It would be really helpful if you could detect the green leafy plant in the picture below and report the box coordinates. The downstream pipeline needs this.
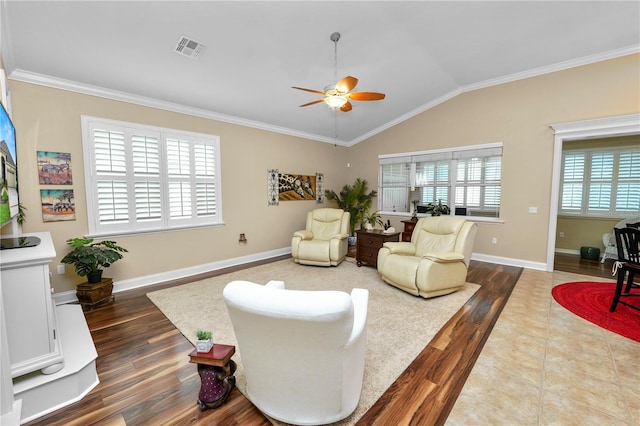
[61,237,128,278]
[17,202,27,226]
[363,210,384,229]
[196,330,212,340]
[425,200,450,216]
[325,178,377,236]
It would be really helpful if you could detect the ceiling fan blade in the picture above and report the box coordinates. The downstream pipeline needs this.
[292,86,325,95]
[340,101,353,112]
[348,92,386,101]
[335,76,358,93]
[299,99,325,107]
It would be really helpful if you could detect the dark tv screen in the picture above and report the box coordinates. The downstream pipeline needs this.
[0,102,18,227]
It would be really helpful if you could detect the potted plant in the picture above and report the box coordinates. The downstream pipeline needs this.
[17,202,27,227]
[325,178,377,242]
[196,329,213,353]
[425,200,451,216]
[363,210,384,231]
[61,237,128,283]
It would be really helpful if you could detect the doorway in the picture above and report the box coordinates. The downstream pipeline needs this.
[547,113,640,272]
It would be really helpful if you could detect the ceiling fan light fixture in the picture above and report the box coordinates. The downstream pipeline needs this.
[325,94,348,109]
[292,31,385,112]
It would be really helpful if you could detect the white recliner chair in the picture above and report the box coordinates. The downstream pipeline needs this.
[377,216,477,298]
[291,208,350,266]
[223,280,369,426]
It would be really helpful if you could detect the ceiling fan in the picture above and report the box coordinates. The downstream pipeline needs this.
[292,32,385,112]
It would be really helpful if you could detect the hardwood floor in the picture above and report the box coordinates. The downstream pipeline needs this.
[28,254,607,426]
[554,252,617,280]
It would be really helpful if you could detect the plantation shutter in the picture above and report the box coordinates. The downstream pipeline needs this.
[83,116,222,236]
[616,150,640,212]
[560,147,640,216]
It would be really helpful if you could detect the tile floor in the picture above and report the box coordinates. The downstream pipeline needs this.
[446,269,639,425]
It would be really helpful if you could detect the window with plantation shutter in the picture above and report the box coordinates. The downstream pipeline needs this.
[378,143,502,218]
[560,147,640,216]
[82,116,222,236]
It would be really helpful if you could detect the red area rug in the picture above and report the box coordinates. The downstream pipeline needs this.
[552,281,640,342]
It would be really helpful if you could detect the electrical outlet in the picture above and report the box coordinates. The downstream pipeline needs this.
[559,232,565,238]
[57,264,65,274]
[491,237,497,244]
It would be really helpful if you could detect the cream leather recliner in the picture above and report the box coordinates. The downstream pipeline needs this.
[223,280,369,426]
[377,216,477,298]
[291,208,350,266]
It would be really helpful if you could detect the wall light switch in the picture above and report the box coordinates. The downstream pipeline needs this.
[528,206,538,214]
[57,264,65,274]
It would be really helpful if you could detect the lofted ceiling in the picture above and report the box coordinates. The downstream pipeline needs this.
[1,1,639,145]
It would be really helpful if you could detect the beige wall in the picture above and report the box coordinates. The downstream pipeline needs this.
[3,53,639,293]
[5,82,348,293]
[556,216,621,252]
[347,54,639,263]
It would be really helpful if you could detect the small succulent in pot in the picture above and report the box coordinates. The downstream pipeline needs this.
[196,329,213,353]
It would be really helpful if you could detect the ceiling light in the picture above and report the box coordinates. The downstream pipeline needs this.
[323,84,348,109]
[325,94,348,109]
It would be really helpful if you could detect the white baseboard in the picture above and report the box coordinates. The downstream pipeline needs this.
[471,253,548,271]
[54,247,291,305]
[54,247,552,305]
[554,248,581,255]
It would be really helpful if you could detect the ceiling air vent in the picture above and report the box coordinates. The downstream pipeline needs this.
[175,36,204,59]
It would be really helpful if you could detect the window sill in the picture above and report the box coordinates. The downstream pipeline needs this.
[379,211,504,224]
[86,222,226,239]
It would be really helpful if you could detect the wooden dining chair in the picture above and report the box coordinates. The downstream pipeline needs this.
[611,227,640,312]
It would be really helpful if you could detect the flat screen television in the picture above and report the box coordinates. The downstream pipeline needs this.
[0,102,19,228]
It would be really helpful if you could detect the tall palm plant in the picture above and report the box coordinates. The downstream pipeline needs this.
[325,178,377,236]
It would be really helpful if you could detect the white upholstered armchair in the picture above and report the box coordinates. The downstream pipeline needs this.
[601,216,640,263]
[291,208,350,266]
[377,216,477,298]
[223,280,369,425]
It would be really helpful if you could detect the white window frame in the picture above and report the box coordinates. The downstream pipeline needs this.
[559,146,640,217]
[81,116,223,237]
[378,143,503,218]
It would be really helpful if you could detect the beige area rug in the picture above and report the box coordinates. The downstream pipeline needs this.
[147,258,479,425]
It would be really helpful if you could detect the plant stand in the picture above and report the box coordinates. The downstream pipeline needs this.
[76,278,114,311]
[189,344,236,410]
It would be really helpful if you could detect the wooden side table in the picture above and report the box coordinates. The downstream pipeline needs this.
[355,230,400,267]
[189,344,237,410]
[401,219,418,242]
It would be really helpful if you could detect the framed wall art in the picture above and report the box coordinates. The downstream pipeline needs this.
[37,151,73,185]
[41,189,75,222]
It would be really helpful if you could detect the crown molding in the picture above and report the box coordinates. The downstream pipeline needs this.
[8,69,350,147]
[9,44,638,148]
[347,45,640,147]
[462,45,640,94]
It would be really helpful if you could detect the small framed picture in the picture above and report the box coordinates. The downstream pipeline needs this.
[41,189,75,222]
[37,151,73,185]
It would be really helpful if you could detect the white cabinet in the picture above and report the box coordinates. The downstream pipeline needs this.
[0,232,63,377]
